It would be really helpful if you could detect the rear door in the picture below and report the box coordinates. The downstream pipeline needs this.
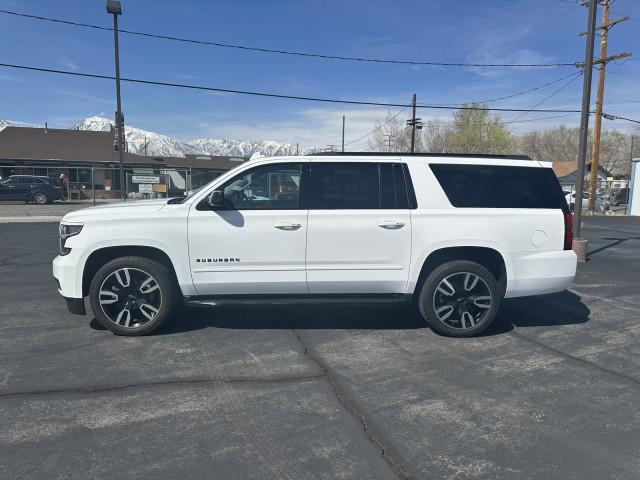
[305,161,412,294]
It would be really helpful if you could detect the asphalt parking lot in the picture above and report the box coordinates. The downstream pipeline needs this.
[1,216,639,480]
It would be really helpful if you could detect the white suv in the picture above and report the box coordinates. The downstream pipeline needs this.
[53,153,577,337]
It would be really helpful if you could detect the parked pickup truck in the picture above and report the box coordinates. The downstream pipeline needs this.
[53,153,577,337]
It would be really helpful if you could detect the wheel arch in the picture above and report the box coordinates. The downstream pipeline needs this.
[82,245,179,297]
[412,246,508,297]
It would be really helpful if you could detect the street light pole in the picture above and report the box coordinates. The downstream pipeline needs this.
[573,0,598,262]
[107,0,126,201]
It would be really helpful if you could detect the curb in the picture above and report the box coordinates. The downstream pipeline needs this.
[0,216,62,223]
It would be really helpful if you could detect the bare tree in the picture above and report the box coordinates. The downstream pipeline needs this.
[368,112,424,152]
[423,120,452,152]
[518,125,631,177]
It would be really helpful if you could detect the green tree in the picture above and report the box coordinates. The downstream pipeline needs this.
[447,103,515,154]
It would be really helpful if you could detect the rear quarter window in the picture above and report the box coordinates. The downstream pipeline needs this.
[430,164,567,210]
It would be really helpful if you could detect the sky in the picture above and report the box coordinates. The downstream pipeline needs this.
[0,0,638,149]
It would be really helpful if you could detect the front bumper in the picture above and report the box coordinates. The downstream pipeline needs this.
[53,248,86,314]
[63,295,86,315]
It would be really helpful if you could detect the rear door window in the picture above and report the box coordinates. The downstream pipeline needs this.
[380,163,411,209]
[430,164,567,209]
[307,162,415,210]
[307,162,379,209]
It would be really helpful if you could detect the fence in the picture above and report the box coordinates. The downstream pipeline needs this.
[559,177,629,213]
[0,164,225,204]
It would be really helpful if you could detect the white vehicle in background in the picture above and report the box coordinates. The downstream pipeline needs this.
[53,153,577,338]
[564,190,610,212]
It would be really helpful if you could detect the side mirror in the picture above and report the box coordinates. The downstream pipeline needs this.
[208,190,225,209]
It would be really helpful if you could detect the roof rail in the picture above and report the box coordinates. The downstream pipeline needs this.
[306,151,531,160]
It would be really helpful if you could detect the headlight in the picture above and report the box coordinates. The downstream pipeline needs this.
[59,223,83,239]
[59,222,83,255]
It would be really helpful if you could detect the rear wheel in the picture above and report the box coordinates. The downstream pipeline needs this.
[32,192,49,204]
[418,260,502,337]
[89,256,176,335]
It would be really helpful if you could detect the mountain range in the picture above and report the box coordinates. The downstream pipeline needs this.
[0,116,298,158]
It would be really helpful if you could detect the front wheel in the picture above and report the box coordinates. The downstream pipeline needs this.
[417,260,502,337]
[89,256,177,335]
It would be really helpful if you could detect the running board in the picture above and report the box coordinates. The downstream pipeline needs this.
[185,294,412,308]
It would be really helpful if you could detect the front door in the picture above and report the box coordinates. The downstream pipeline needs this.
[0,177,27,200]
[188,161,309,295]
[305,161,412,294]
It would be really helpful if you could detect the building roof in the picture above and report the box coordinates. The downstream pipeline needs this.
[183,154,247,170]
[552,161,580,178]
[552,160,612,179]
[0,126,125,163]
[0,126,245,171]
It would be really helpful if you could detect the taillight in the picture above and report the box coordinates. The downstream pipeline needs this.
[563,210,573,250]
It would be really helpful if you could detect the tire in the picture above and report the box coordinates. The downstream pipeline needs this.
[417,260,502,337]
[32,192,49,204]
[89,256,177,336]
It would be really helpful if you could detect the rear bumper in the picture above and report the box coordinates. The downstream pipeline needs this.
[505,250,577,298]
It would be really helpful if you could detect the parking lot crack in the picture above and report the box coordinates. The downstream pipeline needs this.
[0,372,328,399]
[512,331,640,388]
[292,329,415,480]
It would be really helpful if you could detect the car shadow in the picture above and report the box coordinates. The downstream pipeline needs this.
[488,290,590,335]
[91,289,590,336]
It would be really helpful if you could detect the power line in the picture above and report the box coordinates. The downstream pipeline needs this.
[506,71,583,123]
[344,108,407,147]
[0,9,579,68]
[412,71,582,108]
[505,113,579,124]
[430,71,584,106]
[602,113,640,124]
[0,62,585,113]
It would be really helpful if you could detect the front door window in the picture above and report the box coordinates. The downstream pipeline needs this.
[222,164,301,210]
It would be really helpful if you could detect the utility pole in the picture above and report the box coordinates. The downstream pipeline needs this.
[106,0,126,201]
[383,134,393,152]
[341,115,346,152]
[406,93,423,153]
[572,0,598,262]
[296,142,299,156]
[326,144,338,152]
[631,136,638,181]
[587,1,630,212]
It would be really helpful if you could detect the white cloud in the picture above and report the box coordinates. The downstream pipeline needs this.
[184,107,408,149]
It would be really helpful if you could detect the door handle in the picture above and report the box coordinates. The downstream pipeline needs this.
[378,221,405,229]
[275,222,302,230]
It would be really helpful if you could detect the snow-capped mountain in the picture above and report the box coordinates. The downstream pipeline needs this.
[73,116,199,157]
[73,116,296,157]
[188,138,296,157]
[0,119,9,132]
